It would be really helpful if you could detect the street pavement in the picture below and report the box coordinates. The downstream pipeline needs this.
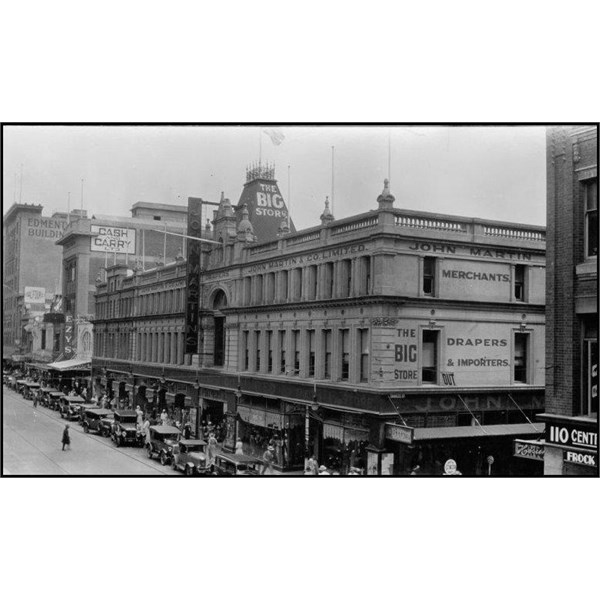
[2,385,180,475]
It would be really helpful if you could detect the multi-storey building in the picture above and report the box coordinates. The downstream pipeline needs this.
[538,125,598,475]
[94,167,546,475]
[2,203,72,361]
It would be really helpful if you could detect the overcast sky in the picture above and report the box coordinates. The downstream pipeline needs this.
[3,125,547,230]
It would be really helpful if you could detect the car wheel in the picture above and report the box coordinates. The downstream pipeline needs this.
[185,465,193,476]
[147,447,153,459]
[160,453,167,466]
[102,429,109,438]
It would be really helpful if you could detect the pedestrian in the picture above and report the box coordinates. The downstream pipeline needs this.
[143,418,151,448]
[207,432,218,467]
[307,455,319,476]
[135,405,143,426]
[160,409,168,426]
[318,465,330,476]
[183,421,192,440]
[235,438,244,455]
[261,445,275,475]
[62,425,71,451]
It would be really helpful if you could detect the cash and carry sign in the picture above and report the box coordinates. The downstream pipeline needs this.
[90,225,136,254]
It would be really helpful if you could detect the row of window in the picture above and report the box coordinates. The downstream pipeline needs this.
[94,329,186,365]
[239,257,371,306]
[96,288,186,319]
[241,328,370,383]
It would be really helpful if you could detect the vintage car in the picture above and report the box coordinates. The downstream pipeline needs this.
[59,396,87,420]
[46,391,67,411]
[147,425,181,465]
[213,452,262,476]
[75,402,97,420]
[171,439,208,475]
[38,387,59,407]
[111,409,142,447]
[81,408,114,435]
[21,381,41,399]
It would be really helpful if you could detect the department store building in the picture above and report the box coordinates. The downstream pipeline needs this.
[93,166,547,475]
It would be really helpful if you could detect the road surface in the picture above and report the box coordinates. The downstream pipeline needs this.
[2,385,180,475]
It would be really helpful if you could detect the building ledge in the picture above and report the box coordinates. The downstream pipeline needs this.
[576,258,597,276]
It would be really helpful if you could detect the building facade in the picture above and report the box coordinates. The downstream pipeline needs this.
[93,168,546,475]
[538,125,598,476]
[2,203,71,361]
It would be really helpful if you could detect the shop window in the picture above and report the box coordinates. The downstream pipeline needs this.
[340,329,350,381]
[514,332,529,383]
[423,257,435,295]
[583,317,598,417]
[359,328,369,382]
[255,331,261,371]
[584,178,598,258]
[308,330,315,377]
[292,330,300,375]
[422,329,439,383]
[323,329,332,379]
[267,330,273,373]
[279,330,286,374]
[514,264,526,301]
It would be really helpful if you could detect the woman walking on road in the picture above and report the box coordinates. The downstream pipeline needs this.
[62,425,71,451]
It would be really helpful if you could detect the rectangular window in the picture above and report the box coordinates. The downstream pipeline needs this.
[514,332,529,383]
[243,331,249,370]
[281,271,288,302]
[293,330,300,375]
[266,273,275,303]
[255,331,261,371]
[293,268,303,301]
[514,264,526,301]
[423,257,435,295]
[422,330,439,383]
[41,329,46,350]
[243,277,252,305]
[324,330,332,379]
[279,330,286,374]
[255,275,263,304]
[340,329,350,381]
[324,262,334,298]
[267,330,273,373]
[584,178,598,257]
[308,330,315,377]
[359,328,369,382]
[341,259,352,297]
[583,317,598,417]
[308,266,318,300]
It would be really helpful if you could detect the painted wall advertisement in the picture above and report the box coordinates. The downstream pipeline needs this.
[90,225,136,254]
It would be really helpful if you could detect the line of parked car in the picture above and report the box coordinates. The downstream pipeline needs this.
[11,380,264,476]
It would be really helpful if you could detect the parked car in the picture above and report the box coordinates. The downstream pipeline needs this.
[47,391,66,411]
[147,425,181,465]
[171,439,208,475]
[39,387,59,407]
[81,408,114,435]
[213,452,262,476]
[75,402,97,421]
[59,397,87,420]
[111,410,142,447]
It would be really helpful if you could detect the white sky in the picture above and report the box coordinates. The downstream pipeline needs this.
[3,125,547,231]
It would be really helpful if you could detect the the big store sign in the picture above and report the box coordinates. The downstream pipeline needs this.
[547,423,598,451]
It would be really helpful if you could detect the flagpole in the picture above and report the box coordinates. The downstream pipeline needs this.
[80,178,84,212]
[331,146,335,218]
[287,165,291,230]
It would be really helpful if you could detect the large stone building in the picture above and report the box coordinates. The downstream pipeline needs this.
[538,125,598,475]
[93,165,546,475]
[2,203,72,361]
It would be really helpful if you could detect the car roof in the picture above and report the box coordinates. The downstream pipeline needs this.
[114,410,137,417]
[63,397,86,403]
[216,452,262,465]
[85,408,113,416]
[150,425,181,435]
[179,439,205,446]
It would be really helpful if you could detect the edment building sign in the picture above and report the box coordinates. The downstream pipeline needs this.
[26,217,68,239]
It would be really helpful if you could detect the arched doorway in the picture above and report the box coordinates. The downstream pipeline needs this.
[212,289,228,367]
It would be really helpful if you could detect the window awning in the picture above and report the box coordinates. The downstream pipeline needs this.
[414,422,544,441]
[45,358,92,371]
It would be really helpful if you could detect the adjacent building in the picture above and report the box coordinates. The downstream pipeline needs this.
[538,125,598,475]
[93,165,546,475]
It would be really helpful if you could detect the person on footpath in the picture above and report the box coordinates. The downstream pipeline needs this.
[160,409,168,426]
[262,445,275,475]
[143,417,151,448]
[306,455,319,476]
[62,425,71,451]
[206,432,218,469]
